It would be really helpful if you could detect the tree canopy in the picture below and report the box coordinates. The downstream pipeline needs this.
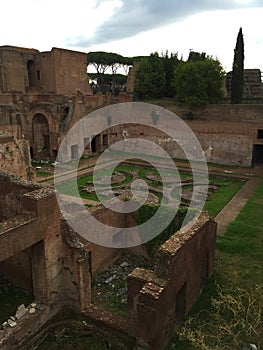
[230,28,244,104]
[87,51,134,93]
[172,54,225,107]
[162,51,180,97]
[134,53,166,99]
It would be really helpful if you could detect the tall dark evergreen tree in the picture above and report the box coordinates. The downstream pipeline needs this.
[230,28,244,104]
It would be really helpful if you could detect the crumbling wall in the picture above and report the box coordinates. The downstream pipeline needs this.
[0,171,69,349]
[0,135,35,180]
[107,113,263,166]
[127,212,217,350]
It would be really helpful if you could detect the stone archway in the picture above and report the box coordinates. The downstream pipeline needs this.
[32,114,50,159]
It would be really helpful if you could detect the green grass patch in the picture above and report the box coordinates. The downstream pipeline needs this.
[169,181,263,349]
[204,177,245,217]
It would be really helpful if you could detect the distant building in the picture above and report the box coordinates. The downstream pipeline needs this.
[226,69,262,98]
[0,46,92,95]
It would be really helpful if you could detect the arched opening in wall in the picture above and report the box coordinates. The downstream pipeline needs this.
[252,145,263,167]
[27,60,36,88]
[32,114,50,159]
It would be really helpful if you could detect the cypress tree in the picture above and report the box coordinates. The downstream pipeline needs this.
[231,28,244,104]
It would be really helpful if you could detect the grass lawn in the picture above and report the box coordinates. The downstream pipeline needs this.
[167,180,263,349]
[204,176,246,217]
[56,163,244,210]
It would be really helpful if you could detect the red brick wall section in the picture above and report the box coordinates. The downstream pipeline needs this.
[127,212,217,350]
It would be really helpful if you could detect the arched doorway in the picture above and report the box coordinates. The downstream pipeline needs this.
[32,114,50,159]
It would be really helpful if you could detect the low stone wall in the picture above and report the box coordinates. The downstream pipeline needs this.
[0,303,61,350]
[163,103,263,123]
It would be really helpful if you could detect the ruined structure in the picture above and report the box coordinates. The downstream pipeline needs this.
[127,213,216,349]
[0,46,132,180]
[0,170,216,349]
[1,45,262,179]
[226,69,263,99]
[0,44,261,349]
[126,61,140,94]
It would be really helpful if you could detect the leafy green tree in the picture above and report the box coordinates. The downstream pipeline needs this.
[87,51,133,94]
[172,56,225,107]
[121,56,134,75]
[162,51,180,97]
[230,28,244,104]
[134,53,166,99]
[188,50,207,62]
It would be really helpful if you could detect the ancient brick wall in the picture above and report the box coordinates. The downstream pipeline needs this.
[0,135,35,180]
[0,46,40,93]
[106,104,263,166]
[226,69,262,98]
[0,46,92,96]
[48,48,92,95]
[39,51,56,93]
[127,213,217,350]
[165,103,263,123]
[0,172,62,302]
[126,61,140,94]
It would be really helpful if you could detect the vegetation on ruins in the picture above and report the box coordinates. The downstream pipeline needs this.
[172,53,225,108]
[230,28,245,104]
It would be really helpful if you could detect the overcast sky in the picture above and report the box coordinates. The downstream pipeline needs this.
[1,0,263,73]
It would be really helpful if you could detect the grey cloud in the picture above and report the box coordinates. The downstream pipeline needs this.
[67,0,263,47]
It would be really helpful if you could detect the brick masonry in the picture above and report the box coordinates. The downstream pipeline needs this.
[0,169,217,349]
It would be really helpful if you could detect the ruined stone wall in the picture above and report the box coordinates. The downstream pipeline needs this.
[106,105,263,166]
[0,135,35,180]
[0,46,40,93]
[127,213,217,350]
[50,48,92,95]
[0,171,63,302]
[0,49,26,93]
[0,94,107,162]
[0,46,92,95]
[126,61,140,94]
[0,304,61,350]
[39,51,55,93]
[226,69,262,98]
[61,204,122,275]
[165,103,263,123]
